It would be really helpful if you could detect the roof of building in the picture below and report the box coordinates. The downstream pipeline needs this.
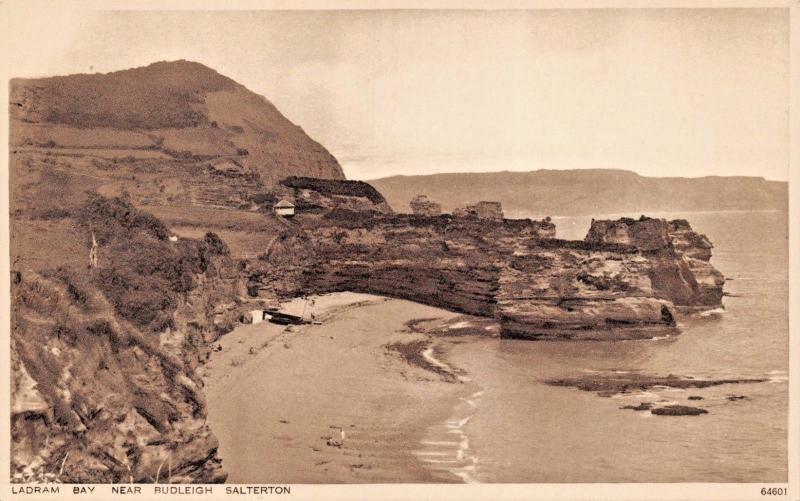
[274,199,296,208]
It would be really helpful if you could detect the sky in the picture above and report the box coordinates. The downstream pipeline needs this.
[6,7,790,181]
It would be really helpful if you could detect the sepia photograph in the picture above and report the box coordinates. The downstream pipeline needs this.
[2,1,797,499]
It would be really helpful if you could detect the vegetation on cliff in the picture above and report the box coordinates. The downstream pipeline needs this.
[11,196,242,483]
[77,196,231,331]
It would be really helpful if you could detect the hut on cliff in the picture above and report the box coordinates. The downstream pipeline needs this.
[273,199,295,217]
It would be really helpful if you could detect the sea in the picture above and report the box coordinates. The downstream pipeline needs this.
[418,210,789,483]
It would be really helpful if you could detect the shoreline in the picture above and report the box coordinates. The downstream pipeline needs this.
[202,293,470,483]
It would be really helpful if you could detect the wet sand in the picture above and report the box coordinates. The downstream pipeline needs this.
[203,293,468,483]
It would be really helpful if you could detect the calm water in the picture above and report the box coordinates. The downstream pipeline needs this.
[444,211,789,482]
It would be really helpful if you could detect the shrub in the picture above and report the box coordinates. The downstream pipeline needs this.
[75,194,232,331]
[202,232,230,256]
[77,194,168,244]
[249,192,277,205]
[33,208,72,220]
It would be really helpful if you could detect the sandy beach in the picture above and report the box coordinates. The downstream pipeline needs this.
[202,293,472,483]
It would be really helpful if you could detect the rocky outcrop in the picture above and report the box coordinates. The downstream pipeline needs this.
[585,216,725,309]
[410,195,442,216]
[498,216,726,339]
[496,244,678,340]
[251,211,721,340]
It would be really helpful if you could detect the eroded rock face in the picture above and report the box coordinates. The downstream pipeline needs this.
[585,216,725,309]
[496,239,678,340]
[11,271,237,483]
[10,199,247,483]
[252,211,722,340]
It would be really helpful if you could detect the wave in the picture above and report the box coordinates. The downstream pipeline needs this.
[699,307,726,317]
[414,387,484,483]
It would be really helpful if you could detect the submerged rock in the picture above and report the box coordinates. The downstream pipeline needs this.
[727,395,750,401]
[651,405,708,416]
[546,373,767,396]
[620,402,653,411]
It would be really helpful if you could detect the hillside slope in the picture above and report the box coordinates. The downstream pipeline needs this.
[369,169,788,216]
[10,60,344,185]
[11,197,248,483]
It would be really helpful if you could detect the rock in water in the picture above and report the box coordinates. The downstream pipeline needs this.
[545,373,767,395]
[585,216,725,309]
[651,405,708,416]
[620,402,654,411]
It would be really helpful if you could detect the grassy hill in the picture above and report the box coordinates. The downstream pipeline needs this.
[369,169,788,216]
[10,61,351,263]
[11,60,344,185]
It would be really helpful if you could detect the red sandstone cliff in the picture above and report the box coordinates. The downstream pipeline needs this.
[11,198,248,483]
[248,211,723,341]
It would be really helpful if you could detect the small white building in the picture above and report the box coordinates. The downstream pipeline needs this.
[274,200,296,217]
[249,310,273,324]
[250,310,265,324]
